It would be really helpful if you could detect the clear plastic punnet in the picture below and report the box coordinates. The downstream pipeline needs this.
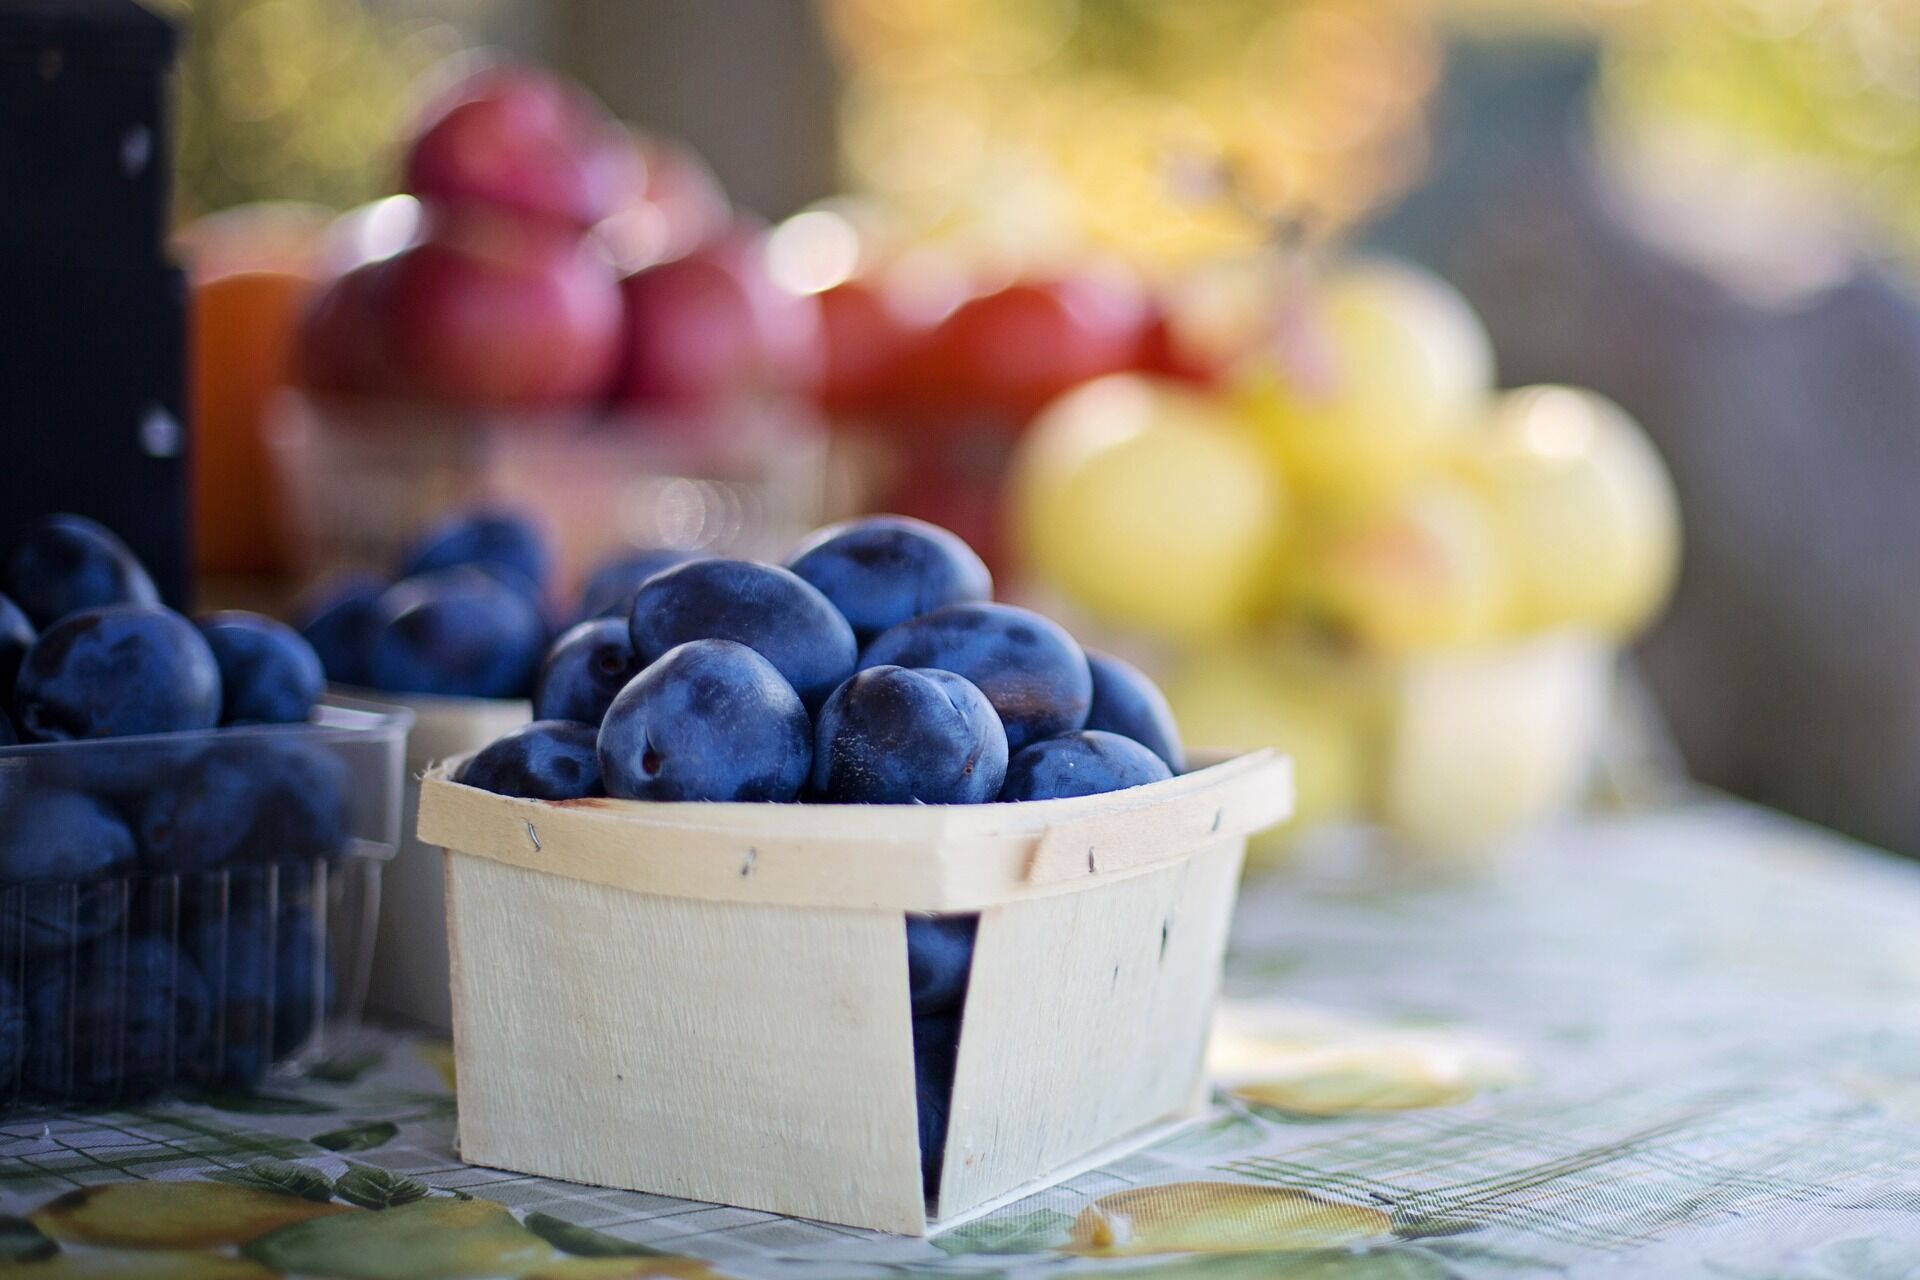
[0,698,410,1112]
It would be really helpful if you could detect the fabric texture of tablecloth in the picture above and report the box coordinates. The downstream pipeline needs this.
[5,800,1920,1278]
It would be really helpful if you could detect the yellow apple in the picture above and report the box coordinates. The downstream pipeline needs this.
[1466,385,1681,636]
[1235,256,1495,510]
[1010,374,1285,641]
[1162,641,1379,845]
[1289,478,1508,654]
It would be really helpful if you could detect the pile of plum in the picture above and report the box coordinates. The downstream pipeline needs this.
[438,511,1187,1195]
[0,516,350,1103]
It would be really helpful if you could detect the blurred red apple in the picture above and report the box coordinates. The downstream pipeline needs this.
[597,133,734,273]
[300,207,622,412]
[917,271,1153,424]
[615,226,823,412]
[383,210,623,410]
[404,64,642,230]
[298,257,395,397]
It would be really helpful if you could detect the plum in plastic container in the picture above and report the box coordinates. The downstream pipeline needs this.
[0,697,410,1112]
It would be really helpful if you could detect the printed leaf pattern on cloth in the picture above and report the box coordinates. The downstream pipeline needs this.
[1065,1182,1392,1256]
[311,1121,400,1153]
[932,1209,1077,1256]
[331,1165,431,1211]
[5,806,1920,1277]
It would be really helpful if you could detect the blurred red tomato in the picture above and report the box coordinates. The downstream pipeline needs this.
[405,63,642,230]
[615,226,823,414]
[915,273,1152,425]
[814,277,932,418]
[1133,300,1221,385]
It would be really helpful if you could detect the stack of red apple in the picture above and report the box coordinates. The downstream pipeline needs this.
[807,250,1210,569]
[297,62,823,429]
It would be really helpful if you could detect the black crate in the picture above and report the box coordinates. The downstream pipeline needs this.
[0,0,176,271]
[0,264,189,606]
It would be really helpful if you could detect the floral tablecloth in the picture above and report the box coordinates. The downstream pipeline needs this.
[7,799,1920,1279]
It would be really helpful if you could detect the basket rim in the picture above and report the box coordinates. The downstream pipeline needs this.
[416,748,1293,911]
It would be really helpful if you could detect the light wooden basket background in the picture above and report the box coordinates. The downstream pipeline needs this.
[417,749,1292,1235]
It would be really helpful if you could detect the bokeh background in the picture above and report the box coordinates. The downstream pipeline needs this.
[163,0,1920,863]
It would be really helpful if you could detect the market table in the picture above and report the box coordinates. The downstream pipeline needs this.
[6,799,1920,1279]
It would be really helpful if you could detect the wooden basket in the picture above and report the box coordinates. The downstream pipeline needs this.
[416,749,1292,1235]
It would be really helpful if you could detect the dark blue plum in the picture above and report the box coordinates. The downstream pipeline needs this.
[0,591,33,697]
[13,605,222,741]
[397,508,550,595]
[4,513,159,628]
[811,667,1007,804]
[9,733,204,807]
[244,737,353,861]
[1085,651,1185,773]
[533,619,642,726]
[458,720,604,800]
[22,936,211,1103]
[291,572,386,688]
[0,789,137,952]
[183,879,331,1083]
[913,1011,960,1195]
[0,787,137,884]
[140,736,352,873]
[628,559,857,713]
[369,568,547,699]
[598,639,810,802]
[859,603,1092,754]
[999,730,1173,802]
[577,548,697,621]
[785,516,992,644]
[138,744,263,873]
[198,611,325,726]
[906,915,976,1017]
[269,901,331,1057]
[0,975,23,1086]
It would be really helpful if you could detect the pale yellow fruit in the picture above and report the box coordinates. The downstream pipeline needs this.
[1066,1181,1391,1255]
[1291,479,1508,654]
[1379,628,1614,863]
[1211,1002,1527,1116]
[1467,385,1681,636]
[5,1251,278,1280]
[529,1258,726,1280]
[30,1181,351,1249]
[245,1197,562,1280]
[1163,642,1377,840]
[1236,257,1494,509]
[1011,374,1284,641]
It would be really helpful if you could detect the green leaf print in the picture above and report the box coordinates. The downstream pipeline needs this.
[311,1121,399,1153]
[931,1208,1076,1256]
[332,1164,431,1210]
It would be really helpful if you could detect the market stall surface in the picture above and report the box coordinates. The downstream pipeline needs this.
[6,800,1919,1279]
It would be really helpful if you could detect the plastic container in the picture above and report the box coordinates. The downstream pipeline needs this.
[0,699,410,1111]
[416,749,1293,1235]
[358,689,530,1032]
[266,391,835,596]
